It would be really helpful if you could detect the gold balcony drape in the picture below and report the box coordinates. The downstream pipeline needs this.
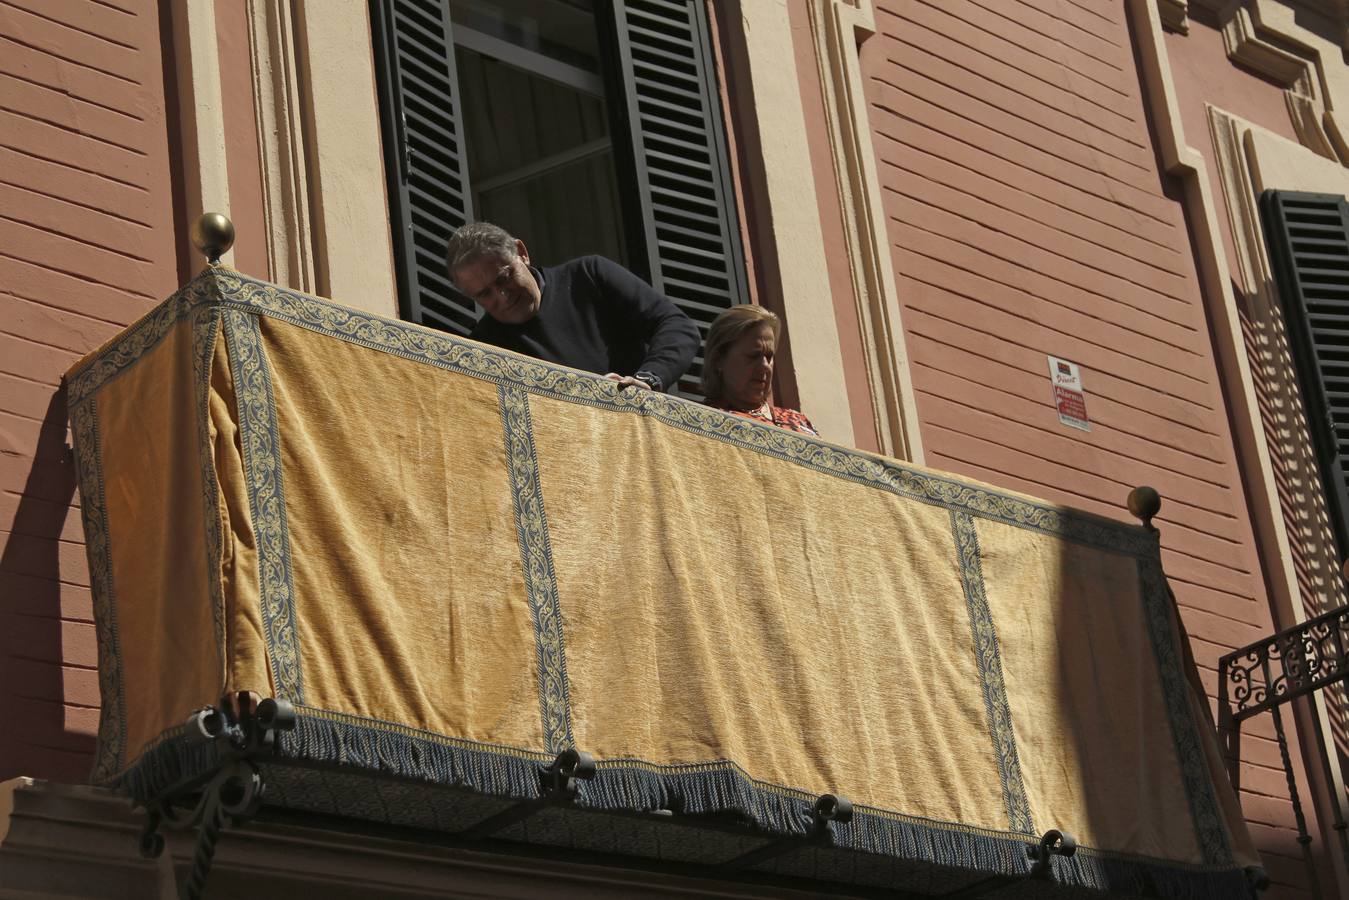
[65,269,1258,896]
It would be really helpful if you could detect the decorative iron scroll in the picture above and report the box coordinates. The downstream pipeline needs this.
[1219,602,1349,722]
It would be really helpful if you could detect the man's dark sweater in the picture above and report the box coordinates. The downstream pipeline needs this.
[468,256,699,392]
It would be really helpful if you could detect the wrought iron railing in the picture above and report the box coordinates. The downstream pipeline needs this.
[1219,592,1349,897]
[1222,603,1349,721]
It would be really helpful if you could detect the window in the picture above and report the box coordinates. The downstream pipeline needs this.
[452,0,627,269]
[370,0,749,395]
[1260,189,1349,556]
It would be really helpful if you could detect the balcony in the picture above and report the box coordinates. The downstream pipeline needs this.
[33,252,1264,899]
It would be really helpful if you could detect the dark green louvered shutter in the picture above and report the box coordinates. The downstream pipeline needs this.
[371,0,477,335]
[601,0,749,395]
[1261,190,1349,556]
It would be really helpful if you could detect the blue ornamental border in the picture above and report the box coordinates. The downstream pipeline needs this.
[499,383,575,754]
[221,308,303,704]
[192,307,228,685]
[69,398,126,782]
[952,509,1034,836]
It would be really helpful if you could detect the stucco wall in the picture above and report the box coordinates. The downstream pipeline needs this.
[0,0,180,783]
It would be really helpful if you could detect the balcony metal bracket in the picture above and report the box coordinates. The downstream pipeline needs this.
[1026,828,1077,879]
[135,692,296,900]
[456,748,597,840]
[718,793,853,872]
[937,828,1077,898]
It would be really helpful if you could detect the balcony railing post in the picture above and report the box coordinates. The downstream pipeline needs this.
[1272,700,1321,898]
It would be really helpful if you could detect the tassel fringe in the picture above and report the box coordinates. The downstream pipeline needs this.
[106,712,1253,899]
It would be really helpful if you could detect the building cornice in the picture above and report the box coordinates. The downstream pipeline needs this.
[0,778,848,899]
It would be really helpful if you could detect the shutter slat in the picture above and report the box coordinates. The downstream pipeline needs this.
[1288,223,1346,235]
[626,7,694,35]
[392,5,449,48]
[402,118,463,165]
[372,0,476,335]
[1291,267,1349,279]
[1262,188,1349,559]
[631,63,702,93]
[664,264,731,290]
[636,94,710,129]
[650,200,722,227]
[643,149,719,183]
[631,72,703,102]
[396,49,455,95]
[625,23,697,58]
[398,64,457,110]
[655,238,727,267]
[1292,252,1349,262]
[655,221,728,255]
[651,293,736,319]
[408,181,465,222]
[405,148,467,192]
[606,0,748,399]
[627,0,693,25]
[629,41,700,76]
[639,129,714,160]
[1290,238,1349,249]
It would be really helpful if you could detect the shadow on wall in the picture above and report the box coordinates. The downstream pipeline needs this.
[1238,270,1349,763]
[0,385,97,783]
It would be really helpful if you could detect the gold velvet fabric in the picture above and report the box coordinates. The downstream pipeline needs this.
[65,269,1258,889]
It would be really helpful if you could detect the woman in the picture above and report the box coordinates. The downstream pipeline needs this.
[702,305,818,436]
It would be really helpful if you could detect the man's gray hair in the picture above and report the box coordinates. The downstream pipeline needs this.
[446,222,518,281]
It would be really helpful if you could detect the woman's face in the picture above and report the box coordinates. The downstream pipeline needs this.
[719,321,776,409]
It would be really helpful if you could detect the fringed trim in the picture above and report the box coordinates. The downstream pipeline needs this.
[574,764,1253,898]
[1056,851,1255,900]
[107,727,224,806]
[573,762,815,833]
[282,711,549,801]
[109,712,1254,899]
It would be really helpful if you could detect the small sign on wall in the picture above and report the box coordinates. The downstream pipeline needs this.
[1048,356,1090,432]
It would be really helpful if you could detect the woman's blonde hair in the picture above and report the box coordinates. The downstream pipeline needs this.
[701,305,780,401]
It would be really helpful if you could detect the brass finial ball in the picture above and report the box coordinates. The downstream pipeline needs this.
[1127,486,1162,528]
[191,212,234,264]
[1341,557,1349,582]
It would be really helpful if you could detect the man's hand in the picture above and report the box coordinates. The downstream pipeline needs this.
[605,373,652,391]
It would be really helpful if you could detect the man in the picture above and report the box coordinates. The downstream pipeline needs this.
[447,222,699,393]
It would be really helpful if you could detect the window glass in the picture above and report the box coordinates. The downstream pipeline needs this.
[450,0,626,267]
[449,0,599,73]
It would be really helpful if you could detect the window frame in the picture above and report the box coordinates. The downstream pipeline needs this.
[369,0,749,397]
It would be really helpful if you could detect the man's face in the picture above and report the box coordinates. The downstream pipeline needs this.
[453,239,542,325]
